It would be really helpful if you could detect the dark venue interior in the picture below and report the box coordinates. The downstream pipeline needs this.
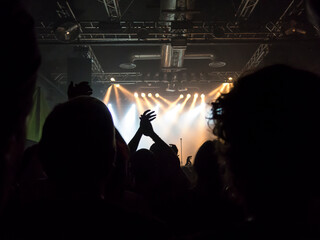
[1,0,320,239]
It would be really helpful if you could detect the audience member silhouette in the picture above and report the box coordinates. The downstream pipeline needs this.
[169,144,179,157]
[2,1,320,239]
[5,96,170,240]
[180,140,242,239]
[185,155,192,166]
[211,64,320,239]
[128,109,191,236]
[0,0,41,216]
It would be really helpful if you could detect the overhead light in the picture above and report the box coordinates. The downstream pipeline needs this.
[110,77,116,82]
[187,94,191,98]
[209,61,226,68]
[134,92,138,98]
[148,93,152,97]
[180,94,184,99]
[228,77,233,81]
[178,86,188,91]
[155,93,160,98]
[201,94,205,99]
[141,93,146,97]
[119,63,137,70]
[166,83,176,92]
[54,21,80,42]
[284,19,307,36]
[115,84,120,87]
[194,93,199,98]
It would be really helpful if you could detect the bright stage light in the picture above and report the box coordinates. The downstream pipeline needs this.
[110,77,116,82]
[180,94,184,99]
[107,103,118,127]
[187,94,191,98]
[134,92,138,98]
[115,84,120,87]
[154,104,160,114]
[103,85,113,104]
[119,104,137,143]
[155,93,160,98]
[194,93,198,98]
[141,93,146,98]
[201,94,205,99]
[148,93,152,97]
[228,77,233,81]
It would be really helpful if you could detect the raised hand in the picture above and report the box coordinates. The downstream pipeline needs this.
[140,109,156,122]
[139,110,156,136]
[67,81,93,100]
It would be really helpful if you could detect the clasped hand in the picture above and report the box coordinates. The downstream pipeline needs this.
[139,110,156,136]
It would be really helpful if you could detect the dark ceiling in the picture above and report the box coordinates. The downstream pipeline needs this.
[29,0,320,100]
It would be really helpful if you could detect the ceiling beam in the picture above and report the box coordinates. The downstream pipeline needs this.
[101,0,121,19]
[235,0,260,21]
[241,0,306,74]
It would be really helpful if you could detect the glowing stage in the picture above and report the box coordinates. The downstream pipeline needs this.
[103,83,232,165]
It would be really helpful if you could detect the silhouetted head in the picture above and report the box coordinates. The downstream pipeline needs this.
[212,64,320,221]
[193,140,223,192]
[169,144,178,156]
[39,97,116,193]
[130,149,159,193]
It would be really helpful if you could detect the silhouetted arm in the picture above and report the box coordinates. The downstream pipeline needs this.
[128,110,156,154]
[128,128,143,154]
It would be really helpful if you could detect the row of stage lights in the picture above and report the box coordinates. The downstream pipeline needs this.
[134,92,206,99]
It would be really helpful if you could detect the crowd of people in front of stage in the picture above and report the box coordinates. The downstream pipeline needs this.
[1,0,320,239]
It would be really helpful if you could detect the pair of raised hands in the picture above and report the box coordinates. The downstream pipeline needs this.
[139,110,156,137]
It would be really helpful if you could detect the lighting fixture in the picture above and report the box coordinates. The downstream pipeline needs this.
[54,21,80,42]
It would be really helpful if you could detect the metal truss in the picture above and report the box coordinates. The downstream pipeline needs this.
[62,1,105,74]
[56,1,70,19]
[208,71,241,81]
[241,43,270,73]
[235,0,260,20]
[265,0,304,37]
[51,71,239,84]
[36,20,283,44]
[241,0,304,74]
[52,72,143,83]
[100,0,121,19]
